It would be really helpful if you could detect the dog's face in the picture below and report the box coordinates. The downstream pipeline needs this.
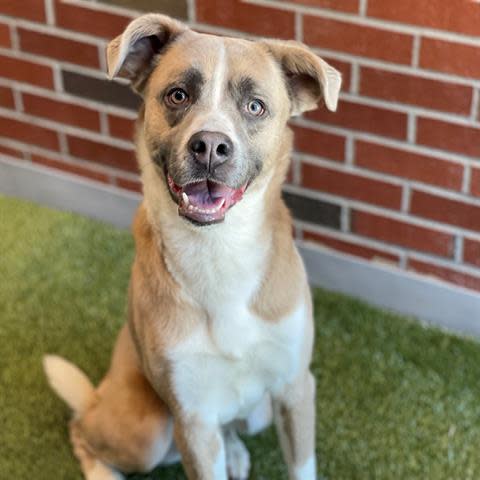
[107,14,341,226]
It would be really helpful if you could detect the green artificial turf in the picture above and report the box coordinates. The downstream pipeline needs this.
[2,194,480,480]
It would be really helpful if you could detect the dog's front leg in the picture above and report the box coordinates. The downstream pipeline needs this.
[273,370,317,480]
[174,413,227,480]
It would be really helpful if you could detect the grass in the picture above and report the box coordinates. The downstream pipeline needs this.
[2,194,480,480]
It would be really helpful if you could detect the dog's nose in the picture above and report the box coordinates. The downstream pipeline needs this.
[188,131,233,170]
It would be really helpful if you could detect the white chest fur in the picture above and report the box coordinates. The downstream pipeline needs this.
[146,171,306,424]
[169,301,306,425]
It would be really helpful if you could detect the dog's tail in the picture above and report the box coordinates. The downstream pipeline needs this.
[43,354,95,415]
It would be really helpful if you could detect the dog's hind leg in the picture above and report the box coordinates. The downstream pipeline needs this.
[44,326,175,478]
[70,421,124,480]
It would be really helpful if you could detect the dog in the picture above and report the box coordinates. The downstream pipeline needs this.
[43,13,341,480]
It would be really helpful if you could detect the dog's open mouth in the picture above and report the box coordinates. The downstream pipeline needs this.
[167,174,247,225]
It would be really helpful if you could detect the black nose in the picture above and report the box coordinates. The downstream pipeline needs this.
[188,131,233,171]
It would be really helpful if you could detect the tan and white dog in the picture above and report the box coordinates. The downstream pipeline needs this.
[44,13,341,480]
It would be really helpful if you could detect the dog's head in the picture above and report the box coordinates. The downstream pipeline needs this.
[107,14,341,226]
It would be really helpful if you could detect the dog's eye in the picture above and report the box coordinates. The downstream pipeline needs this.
[166,88,189,107]
[246,99,265,117]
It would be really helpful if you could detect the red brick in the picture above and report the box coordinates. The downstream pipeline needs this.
[23,94,101,132]
[302,163,402,209]
[307,100,407,140]
[0,54,53,89]
[0,144,23,158]
[368,0,480,37]
[0,0,45,22]
[116,176,142,193]
[0,86,14,110]
[0,22,10,47]
[420,39,480,79]
[289,0,358,12]
[410,190,480,233]
[360,68,473,115]
[472,169,480,197]
[108,115,135,140]
[32,154,109,183]
[352,210,454,257]
[0,115,59,150]
[417,118,480,158]
[67,135,136,172]
[303,229,399,263]
[464,238,480,268]
[408,259,480,293]
[304,16,413,64]
[18,28,100,68]
[196,0,295,38]
[291,125,345,162]
[355,141,464,191]
[55,0,131,39]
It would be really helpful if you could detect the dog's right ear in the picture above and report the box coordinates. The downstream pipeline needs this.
[107,13,188,92]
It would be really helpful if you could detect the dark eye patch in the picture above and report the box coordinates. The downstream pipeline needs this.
[228,76,270,122]
[159,67,205,127]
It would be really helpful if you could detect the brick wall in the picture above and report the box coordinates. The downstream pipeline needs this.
[0,0,479,293]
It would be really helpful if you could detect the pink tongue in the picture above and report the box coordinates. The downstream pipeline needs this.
[183,180,238,207]
[183,181,216,207]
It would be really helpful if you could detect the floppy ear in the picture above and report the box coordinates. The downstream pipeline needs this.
[106,13,188,92]
[262,40,342,115]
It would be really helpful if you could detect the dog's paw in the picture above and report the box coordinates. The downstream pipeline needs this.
[224,429,251,480]
[86,461,124,480]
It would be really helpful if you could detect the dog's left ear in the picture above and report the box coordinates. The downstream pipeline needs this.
[107,13,188,92]
[262,40,342,115]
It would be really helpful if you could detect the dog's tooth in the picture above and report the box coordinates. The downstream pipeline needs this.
[182,192,189,206]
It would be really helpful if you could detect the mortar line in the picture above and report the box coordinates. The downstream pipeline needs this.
[462,164,472,194]
[411,35,421,68]
[454,236,464,263]
[359,0,368,16]
[44,0,55,25]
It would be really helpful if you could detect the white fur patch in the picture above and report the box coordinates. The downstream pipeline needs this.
[170,300,307,425]
[210,41,226,110]
[293,455,316,480]
[86,461,124,480]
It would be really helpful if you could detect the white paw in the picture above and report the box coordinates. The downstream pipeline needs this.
[86,461,124,480]
[225,431,251,480]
